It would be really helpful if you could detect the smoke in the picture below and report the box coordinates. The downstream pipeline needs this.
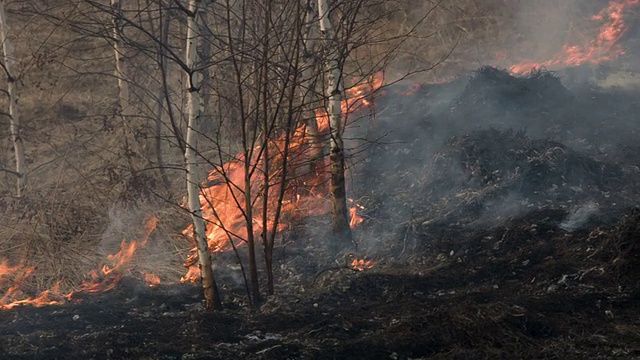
[560,201,599,231]
[475,192,528,226]
[100,203,183,283]
[348,60,638,253]
[511,0,580,61]
[493,0,612,62]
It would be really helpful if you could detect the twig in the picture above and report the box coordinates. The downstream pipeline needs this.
[255,345,282,355]
[312,266,344,284]
[312,259,365,285]
[400,207,415,256]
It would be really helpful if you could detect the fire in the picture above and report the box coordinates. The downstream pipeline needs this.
[509,0,639,74]
[75,215,159,294]
[181,265,201,284]
[143,272,161,287]
[399,83,421,96]
[0,215,159,310]
[349,257,375,272]
[181,74,382,280]
[315,73,384,132]
[0,259,20,278]
[348,198,365,229]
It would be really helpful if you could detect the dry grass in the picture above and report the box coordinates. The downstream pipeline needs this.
[0,0,193,294]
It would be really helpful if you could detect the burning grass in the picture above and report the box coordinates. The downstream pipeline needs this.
[509,0,640,74]
[0,198,188,309]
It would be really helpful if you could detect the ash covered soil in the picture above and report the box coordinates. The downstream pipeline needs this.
[1,67,640,359]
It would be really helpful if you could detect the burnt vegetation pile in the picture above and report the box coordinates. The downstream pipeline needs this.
[1,67,639,359]
[453,66,573,119]
[361,67,640,224]
[430,129,624,200]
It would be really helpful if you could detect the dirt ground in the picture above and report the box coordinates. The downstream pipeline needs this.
[1,67,640,359]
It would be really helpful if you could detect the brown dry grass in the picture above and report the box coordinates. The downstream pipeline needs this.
[0,2,190,293]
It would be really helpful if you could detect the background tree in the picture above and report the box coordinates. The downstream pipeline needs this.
[0,0,25,197]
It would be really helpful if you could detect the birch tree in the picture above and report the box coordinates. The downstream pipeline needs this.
[184,0,221,311]
[0,0,26,197]
[111,0,129,116]
[110,0,140,175]
[317,0,352,247]
[300,0,323,173]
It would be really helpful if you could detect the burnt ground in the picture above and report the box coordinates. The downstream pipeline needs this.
[1,67,640,359]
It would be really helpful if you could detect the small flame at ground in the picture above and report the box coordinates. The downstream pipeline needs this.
[0,215,159,310]
[142,272,161,287]
[349,257,375,272]
[181,265,201,284]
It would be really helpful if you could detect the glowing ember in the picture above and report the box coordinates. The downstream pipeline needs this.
[349,257,375,272]
[142,272,161,287]
[0,215,159,310]
[509,0,639,74]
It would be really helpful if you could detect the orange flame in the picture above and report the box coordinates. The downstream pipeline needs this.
[315,73,384,132]
[0,264,71,310]
[181,265,201,284]
[0,260,20,278]
[181,74,383,278]
[75,215,159,294]
[142,272,161,287]
[510,0,639,74]
[1,215,159,310]
[350,257,375,271]
[348,198,365,229]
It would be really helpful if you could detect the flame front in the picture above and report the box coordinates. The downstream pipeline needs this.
[0,215,159,310]
[181,74,383,282]
[75,215,159,294]
[509,0,639,74]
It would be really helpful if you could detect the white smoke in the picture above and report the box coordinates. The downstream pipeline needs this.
[560,201,599,231]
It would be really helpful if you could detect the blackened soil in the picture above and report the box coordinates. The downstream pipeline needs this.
[1,209,638,360]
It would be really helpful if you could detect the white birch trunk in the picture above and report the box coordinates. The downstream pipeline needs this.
[0,0,25,197]
[111,0,129,113]
[301,0,323,172]
[185,0,220,310]
[317,0,352,246]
